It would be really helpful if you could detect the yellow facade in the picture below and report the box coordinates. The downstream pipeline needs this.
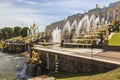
[45,1,120,37]
[88,1,120,23]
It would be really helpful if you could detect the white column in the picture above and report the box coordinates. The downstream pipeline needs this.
[107,12,109,20]
[27,29,29,36]
[114,10,116,20]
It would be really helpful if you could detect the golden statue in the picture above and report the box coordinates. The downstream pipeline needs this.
[30,50,42,64]
[112,20,115,26]
[104,25,109,40]
[61,35,64,41]
[55,55,58,61]
[0,41,7,49]
[105,30,109,40]
[93,32,96,39]
[116,16,119,22]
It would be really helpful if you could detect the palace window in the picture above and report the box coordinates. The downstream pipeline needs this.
[116,10,118,12]
[101,15,103,18]
[109,11,112,14]
[115,14,118,19]
[109,16,112,20]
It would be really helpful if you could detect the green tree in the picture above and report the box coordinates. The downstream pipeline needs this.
[0,27,13,39]
[13,26,22,37]
[21,27,29,37]
[0,26,29,40]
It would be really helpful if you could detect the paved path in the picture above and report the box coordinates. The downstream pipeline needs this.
[34,45,120,65]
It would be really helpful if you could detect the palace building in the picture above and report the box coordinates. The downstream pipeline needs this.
[45,13,82,39]
[45,1,120,37]
[88,1,120,22]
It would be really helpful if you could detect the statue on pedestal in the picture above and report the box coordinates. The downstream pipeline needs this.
[26,50,42,77]
[30,50,42,64]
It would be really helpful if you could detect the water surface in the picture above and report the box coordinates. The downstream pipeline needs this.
[0,51,28,80]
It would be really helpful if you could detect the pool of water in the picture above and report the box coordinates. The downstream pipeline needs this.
[0,51,28,80]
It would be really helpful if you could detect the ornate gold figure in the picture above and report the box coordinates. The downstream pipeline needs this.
[103,25,109,40]
[112,20,115,26]
[61,35,64,41]
[30,50,42,63]
[55,55,58,61]
[46,53,49,58]
[105,28,109,40]
[0,41,7,48]
[116,16,119,21]
[93,32,96,39]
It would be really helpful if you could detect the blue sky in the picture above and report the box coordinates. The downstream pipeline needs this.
[0,0,119,31]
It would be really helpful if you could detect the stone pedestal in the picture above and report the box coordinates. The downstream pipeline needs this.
[26,63,42,77]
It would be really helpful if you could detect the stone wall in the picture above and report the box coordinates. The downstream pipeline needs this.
[2,44,28,53]
[34,49,118,74]
[104,45,120,51]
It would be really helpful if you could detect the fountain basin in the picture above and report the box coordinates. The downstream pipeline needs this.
[38,42,54,46]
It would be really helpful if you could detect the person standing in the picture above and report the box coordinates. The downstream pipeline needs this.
[61,35,64,48]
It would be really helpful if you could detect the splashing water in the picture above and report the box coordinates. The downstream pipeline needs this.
[52,27,61,43]
[19,63,31,79]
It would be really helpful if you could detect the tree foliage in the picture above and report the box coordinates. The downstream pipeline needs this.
[0,27,13,39]
[14,26,22,37]
[0,26,29,40]
[21,27,29,37]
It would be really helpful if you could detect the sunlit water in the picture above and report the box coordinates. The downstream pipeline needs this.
[0,51,28,80]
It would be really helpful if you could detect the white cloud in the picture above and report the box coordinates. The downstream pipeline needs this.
[0,1,46,31]
[16,0,37,5]
[0,0,119,31]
